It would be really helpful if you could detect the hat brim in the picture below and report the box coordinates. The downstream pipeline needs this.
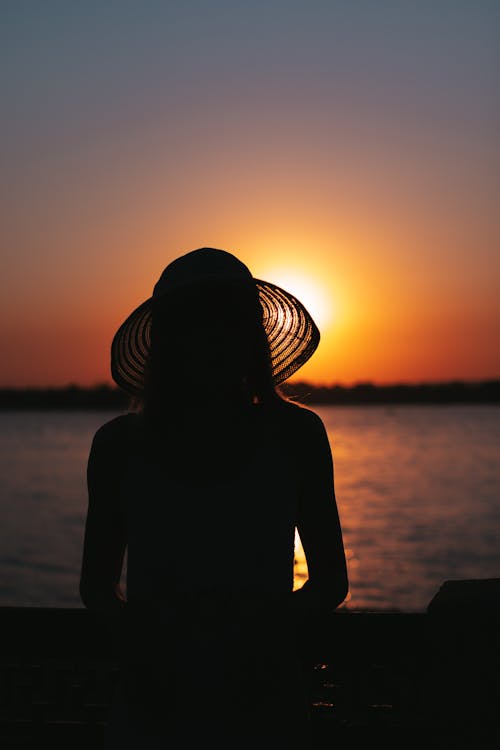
[111,279,320,396]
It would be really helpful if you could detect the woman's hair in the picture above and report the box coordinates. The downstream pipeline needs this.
[134,281,285,425]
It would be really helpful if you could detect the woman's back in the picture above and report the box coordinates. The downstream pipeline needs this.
[122,403,307,601]
[98,402,320,747]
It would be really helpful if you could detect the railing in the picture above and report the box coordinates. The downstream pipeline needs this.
[1,581,499,749]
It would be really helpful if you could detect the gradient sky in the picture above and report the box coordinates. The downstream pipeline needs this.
[1,1,499,387]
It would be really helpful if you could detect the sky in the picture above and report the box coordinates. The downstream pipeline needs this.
[1,0,499,387]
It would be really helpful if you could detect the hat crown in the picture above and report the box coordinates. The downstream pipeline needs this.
[153,247,253,298]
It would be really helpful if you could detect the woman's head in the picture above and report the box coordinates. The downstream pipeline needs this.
[111,247,320,407]
[146,279,275,408]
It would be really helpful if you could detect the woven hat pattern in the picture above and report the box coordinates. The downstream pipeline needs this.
[255,281,319,384]
[111,301,152,396]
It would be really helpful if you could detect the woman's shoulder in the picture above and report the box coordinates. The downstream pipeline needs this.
[259,400,330,469]
[264,399,326,437]
[90,411,141,451]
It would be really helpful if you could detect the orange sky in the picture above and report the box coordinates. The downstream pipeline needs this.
[1,3,499,388]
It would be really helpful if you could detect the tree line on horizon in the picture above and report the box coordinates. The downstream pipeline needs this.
[0,380,499,409]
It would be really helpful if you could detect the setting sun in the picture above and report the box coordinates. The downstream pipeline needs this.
[260,269,334,331]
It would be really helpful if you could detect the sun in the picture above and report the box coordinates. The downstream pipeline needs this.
[263,269,333,330]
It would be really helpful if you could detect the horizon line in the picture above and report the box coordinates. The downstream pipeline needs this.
[1,378,499,391]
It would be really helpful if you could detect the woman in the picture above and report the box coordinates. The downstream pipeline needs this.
[80,247,348,748]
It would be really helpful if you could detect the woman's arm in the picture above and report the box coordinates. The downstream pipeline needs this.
[80,418,128,616]
[293,410,349,611]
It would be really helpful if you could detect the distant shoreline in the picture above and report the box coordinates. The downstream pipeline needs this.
[0,380,499,409]
[282,379,500,406]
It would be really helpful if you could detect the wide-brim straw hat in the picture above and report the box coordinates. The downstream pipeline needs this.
[111,247,320,395]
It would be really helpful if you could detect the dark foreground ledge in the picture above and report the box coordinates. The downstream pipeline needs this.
[1,580,500,749]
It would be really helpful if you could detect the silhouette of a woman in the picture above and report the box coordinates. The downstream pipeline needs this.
[80,247,348,749]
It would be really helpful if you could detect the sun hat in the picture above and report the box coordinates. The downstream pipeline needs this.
[111,247,320,395]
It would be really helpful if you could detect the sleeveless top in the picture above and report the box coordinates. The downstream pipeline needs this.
[105,408,311,746]
[123,434,300,606]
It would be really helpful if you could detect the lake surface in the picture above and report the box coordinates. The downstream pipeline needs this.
[1,405,499,612]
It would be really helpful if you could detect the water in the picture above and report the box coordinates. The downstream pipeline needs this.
[1,405,499,612]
